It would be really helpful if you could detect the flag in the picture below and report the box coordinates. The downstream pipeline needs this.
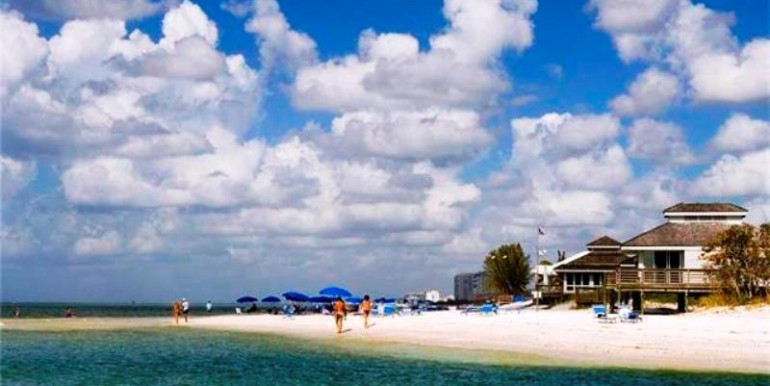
[537,226,545,236]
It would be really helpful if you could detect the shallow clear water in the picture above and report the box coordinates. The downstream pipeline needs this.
[2,328,768,385]
[0,302,270,318]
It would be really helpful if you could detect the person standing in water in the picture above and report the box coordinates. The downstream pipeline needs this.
[206,300,213,313]
[360,295,372,328]
[333,297,347,334]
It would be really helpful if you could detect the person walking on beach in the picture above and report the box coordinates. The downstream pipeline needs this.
[206,300,213,313]
[172,300,181,325]
[182,298,190,322]
[333,297,347,334]
[361,295,372,329]
[64,307,74,318]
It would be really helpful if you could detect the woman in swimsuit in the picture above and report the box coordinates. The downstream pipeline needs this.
[333,297,347,334]
[172,300,181,325]
[360,294,372,328]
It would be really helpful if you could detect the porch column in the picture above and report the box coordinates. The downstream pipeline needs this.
[632,291,642,312]
[677,292,687,313]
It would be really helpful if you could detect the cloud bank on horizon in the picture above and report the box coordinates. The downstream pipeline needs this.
[1,0,768,301]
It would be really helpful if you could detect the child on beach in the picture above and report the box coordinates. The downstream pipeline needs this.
[333,297,347,334]
[361,295,372,328]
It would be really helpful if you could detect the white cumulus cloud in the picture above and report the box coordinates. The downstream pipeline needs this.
[74,230,123,256]
[711,113,770,153]
[610,67,680,116]
[691,149,770,197]
[0,11,49,100]
[292,0,537,111]
[5,0,167,21]
[590,0,770,103]
[626,119,694,165]
[1,156,37,200]
[329,109,493,160]
[246,0,317,71]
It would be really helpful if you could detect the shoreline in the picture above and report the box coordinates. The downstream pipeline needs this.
[3,308,769,374]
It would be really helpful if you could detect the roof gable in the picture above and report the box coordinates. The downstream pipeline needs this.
[587,235,621,247]
[663,202,747,213]
[622,222,735,247]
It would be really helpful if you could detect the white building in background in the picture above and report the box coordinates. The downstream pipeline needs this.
[424,290,440,302]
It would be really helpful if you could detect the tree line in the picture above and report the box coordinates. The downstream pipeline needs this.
[704,223,770,303]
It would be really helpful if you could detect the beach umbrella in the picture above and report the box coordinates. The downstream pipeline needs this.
[282,292,310,302]
[261,296,281,303]
[309,296,333,303]
[319,286,352,297]
[236,296,259,303]
[345,296,363,304]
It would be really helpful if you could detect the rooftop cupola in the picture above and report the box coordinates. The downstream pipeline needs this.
[662,202,747,224]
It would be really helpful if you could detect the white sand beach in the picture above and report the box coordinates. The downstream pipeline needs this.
[4,307,769,373]
[186,307,770,373]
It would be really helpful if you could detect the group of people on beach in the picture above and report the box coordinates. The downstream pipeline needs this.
[167,294,373,334]
[171,298,190,325]
[333,294,372,334]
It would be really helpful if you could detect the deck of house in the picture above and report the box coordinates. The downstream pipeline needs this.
[537,268,718,310]
[606,268,716,293]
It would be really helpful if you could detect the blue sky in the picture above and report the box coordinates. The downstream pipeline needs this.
[1,0,768,302]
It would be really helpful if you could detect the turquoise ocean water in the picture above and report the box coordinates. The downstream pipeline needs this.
[0,302,249,319]
[2,328,768,386]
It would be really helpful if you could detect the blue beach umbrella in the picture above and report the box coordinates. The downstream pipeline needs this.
[261,296,281,303]
[345,296,363,304]
[319,286,352,298]
[309,296,333,303]
[282,292,310,302]
[236,296,259,303]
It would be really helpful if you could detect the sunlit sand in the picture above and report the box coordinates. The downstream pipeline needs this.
[4,307,768,373]
[188,306,770,373]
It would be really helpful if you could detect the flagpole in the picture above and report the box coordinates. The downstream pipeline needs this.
[535,225,540,312]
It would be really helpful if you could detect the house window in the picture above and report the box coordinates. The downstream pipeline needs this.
[564,273,603,293]
[654,251,682,269]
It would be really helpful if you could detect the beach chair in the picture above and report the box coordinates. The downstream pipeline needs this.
[591,304,618,323]
[461,305,479,314]
[381,304,397,317]
[283,304,296,319]
[480,303,497,316]
[619,306,643,323]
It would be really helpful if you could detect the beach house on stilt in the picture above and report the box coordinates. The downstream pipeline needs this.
[547,203,748,312]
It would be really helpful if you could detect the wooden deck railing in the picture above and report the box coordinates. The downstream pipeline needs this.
[606,268,715,290]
